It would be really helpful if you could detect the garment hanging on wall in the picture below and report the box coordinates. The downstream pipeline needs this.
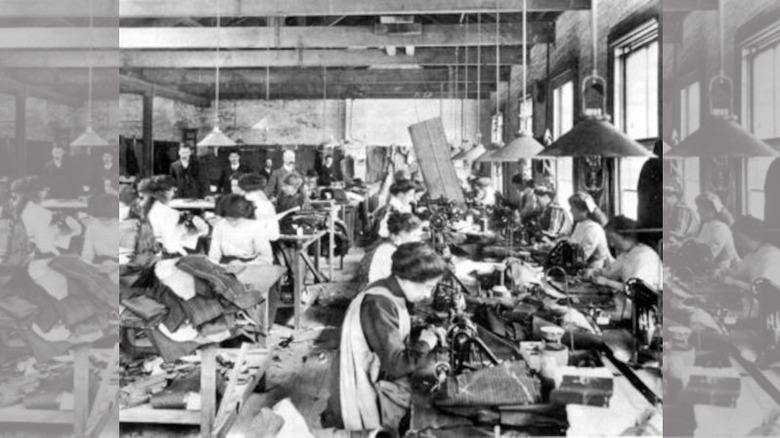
[365,147,388,183]
[344,142,367,181]
[765,158,780,246]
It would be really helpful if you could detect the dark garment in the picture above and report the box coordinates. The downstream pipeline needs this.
[169,160,205,199]
[276,192,306,234]
[538,202,573,238]
[175,255,256,309]
[319,164,342,187]
[91,165,116,194]
[259,167,272,182]
[266,167,300,198]
[180,296,224,327]
[47,255,116,310]
[218,163,251,194]
[42,160,74,199]
[360,277,432,380]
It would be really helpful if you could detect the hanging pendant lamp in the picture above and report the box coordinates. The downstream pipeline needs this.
[456,11,486,163]
[538,0,651,158]
[668,0,776,157]
[71,0,109,149]
[198,0,236,149]
[478,0,543,162]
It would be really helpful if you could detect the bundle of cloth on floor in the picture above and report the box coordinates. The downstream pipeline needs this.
[120,255,269,361]
[0,255,117,361]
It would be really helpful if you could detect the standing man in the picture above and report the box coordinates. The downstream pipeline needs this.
[218,147,251,194]
[260,157,274,181]
[90,151,116,194]
[266,150,300,199]
[168,143,204,199]
[42,144,73,199]
[319,155,342,187]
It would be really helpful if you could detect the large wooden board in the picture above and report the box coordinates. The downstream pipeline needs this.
[408,118,466,205]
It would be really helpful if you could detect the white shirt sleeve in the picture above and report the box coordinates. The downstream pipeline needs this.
[367,244,395,284]
[208,220,223,264]
[254,200,280,242]
[81,221,95,263]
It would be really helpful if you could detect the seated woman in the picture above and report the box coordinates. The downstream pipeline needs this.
[533,183,573,241]
[373,179,418,240]
[469,176,499,207]
[11,175,82,258]
[275,173,307,231]
[691,191,739,270]
[82,193,120,265]
[356,212,425,291]
[586,216,662,290]
[718,215,780,286]
[327,242,447,433]
[566,192,613,270]
[138,175,209,258]
[208,194,274,265]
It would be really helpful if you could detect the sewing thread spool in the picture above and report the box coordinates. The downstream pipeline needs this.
[539,326,569,380]
[664,326,695,381]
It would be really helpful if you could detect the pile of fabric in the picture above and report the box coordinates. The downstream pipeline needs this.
[0,254,117,362]
[120,255,271,362]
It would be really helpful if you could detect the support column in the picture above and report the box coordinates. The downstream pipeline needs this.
[142,92,153,176]
[14,91,27,176]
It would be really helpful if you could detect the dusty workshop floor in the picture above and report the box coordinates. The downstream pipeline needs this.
[118,249,365,438]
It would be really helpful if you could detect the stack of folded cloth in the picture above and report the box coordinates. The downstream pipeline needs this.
[0,255,117,361]
[121,255,271,361]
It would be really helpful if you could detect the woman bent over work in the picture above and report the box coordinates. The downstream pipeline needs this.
[325,242,447,434]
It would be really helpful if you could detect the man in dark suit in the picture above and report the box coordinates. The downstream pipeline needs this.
[318,154,342,187]
[218,148,251,194]
[169,143,205,199]
[259,157,273,181]
[90,151,116,195]
[42,144,74,199]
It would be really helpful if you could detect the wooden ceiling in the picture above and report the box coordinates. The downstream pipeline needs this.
[0,0,597,104]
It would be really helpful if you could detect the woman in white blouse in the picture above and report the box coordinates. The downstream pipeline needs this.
[10,176,82,258]
[208,194,275,265]
[586,216,662,289]
[82,193,119,264]
[692,192,739,270]
[566,192,613,270]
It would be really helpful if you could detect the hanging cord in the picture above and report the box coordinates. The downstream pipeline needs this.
[520,0,527,134]
[476,10,482,144]
[323,66,327,143]
[718,0,725,76]
[591,0,598,77]
[464,15,469,141]
[88,0,93,127]
[495,0,500,117]
[215,0,222,126]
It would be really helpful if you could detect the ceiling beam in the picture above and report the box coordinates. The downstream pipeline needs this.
[0,28,117,49]
[661,0,717,12]
[0,50,121,68]
[130,67,509,86]
[0,75,83,106]
[120,47,528,68]
[0,0,117,18]
[180,83,494,100]
[120,75,211,107]
[117,0,588,18]
[119,23,553,49]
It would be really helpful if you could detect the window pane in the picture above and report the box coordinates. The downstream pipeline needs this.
[683,158,699,208]
[683,82,700,138]
[620,157,650,219]
[747,158,772,220]
[625,46,649,138]
[556,158,574,212]
[561,81,574,136]
[752,46,775,139]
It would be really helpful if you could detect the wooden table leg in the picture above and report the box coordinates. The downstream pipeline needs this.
[293,246,303,331]
[260,294,269,348]
[201,345,217,436]
[314,237,322,275]
[329,210,335,280]
[73,345,90,437]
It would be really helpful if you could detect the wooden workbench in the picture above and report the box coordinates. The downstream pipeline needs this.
[120,344,273,437]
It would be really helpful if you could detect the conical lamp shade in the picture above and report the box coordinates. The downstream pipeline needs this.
[477,132,543,162]
[197,126,236,148]
[537,117,653,157]
[454,143,486,161]
[667,117,777,157]
[70,126,110,148]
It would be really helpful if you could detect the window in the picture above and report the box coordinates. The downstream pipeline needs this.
[747,158,773,219]
[552,80,574,140]
[683,158,700,208]
[680,81,701,139]
[519,95,533,135]
[613,19,659,140]
[741,19,780,142]
[556,158,574,211]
